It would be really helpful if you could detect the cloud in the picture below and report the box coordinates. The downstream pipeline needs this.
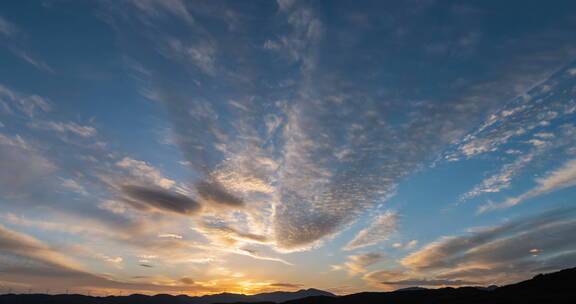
[479,158,576,212]
[343,253,385,275]
[233,247,293,265]
[116,157,175,189]
[120,185,202,215]
[103,256,123,264]
[391,240,417,250]
[0,224,212,293]
[363,270,406,283]
[1,207,194,268]
[165,37,216,75]
[28,121,96,137]
[126,0,194,24]
[104,0,576,254]
[400,207,576,285]
[268,282,303,288]
[195,181,244,207]
[461,148,543,200]
[534,132,555,139]
[405,240,418,250]
[60,178,88,196]
[0,15,17,37]
[11,49,54,72]
[276,0,296,12]
[0,224,80,269]
[98,200,130,214]
[275,0,323,72]
[344,211,398,250]
[0,134,54,197]
[158,233,182,239]
[179,277,194,285]
[449,60,576,161]
[2,213,132,242]
[2,246,213,292]
[0,84,51,117]
[198,219,268,244]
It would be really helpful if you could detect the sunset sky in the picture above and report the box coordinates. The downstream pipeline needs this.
[1,0,576,296]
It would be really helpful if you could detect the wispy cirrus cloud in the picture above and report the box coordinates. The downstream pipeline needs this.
[28,120,96,137]
[344,211,398,251]
[447,64,576,161]
[0,15,17,37]
[196,218,269,245]
[60,178,88,196]
[479,158,576,213]
[11,48,54,72]
[0,84,51,118]
[0,224,217,293]
[0,133,54,197]
[115,157,175,189]
[0,16,55,72]
[461,147,545,201]
[125,0,194,24]
[343,253,385,275]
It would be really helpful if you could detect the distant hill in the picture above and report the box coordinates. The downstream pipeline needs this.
[1,268,576,304]
[0,288,334,304]
[250,288,334,303]
[281,267,576,304]
[393,286,428,292]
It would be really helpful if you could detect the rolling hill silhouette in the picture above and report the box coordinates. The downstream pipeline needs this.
[1,268,575,304]
[0,287,333,304]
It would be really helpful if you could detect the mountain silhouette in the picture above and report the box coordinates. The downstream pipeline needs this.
[249,288,334,303]
[0,288,334,304]
[1,268,575,304]
[279,267,576,304]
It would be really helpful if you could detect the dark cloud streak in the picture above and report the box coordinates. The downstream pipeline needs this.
[121,185,202,215]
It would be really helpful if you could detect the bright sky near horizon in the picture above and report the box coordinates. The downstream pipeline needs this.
[1,0,576,296]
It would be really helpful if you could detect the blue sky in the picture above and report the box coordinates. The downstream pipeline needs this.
[1,0,576,296]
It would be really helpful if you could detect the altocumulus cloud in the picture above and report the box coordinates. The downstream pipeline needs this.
[97,0,576,255]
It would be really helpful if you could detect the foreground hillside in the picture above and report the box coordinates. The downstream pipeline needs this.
[1,268,575,304]
[282,267,576,304]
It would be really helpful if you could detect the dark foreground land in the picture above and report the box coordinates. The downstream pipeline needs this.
[1,267,575,304]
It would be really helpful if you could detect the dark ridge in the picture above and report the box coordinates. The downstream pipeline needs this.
[0,288,334,304]
[1,268,575,304]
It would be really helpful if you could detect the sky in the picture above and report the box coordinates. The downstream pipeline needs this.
[1,0,576,296]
